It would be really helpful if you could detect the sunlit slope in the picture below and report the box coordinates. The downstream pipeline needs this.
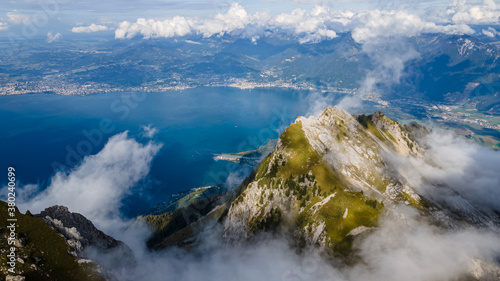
[224,107,425,251]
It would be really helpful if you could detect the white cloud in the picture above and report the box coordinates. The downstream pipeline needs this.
[103,205,500,281]
[337,35,423,110]
[115,16,193,39]
[350,10,474,43]
[305,91,337,117]
[7,12,34,25]
[15,131,162,233]
[390,129,500,213]
[450,0,500,24]
[115,4,339,42]
[349,206,500,281]
[117,228,342,281]
[46,31,61,43]
[196,3,252,37]
[115,4,260,40]
[0,22,8,31]
[72,23,109,33]
[113,3,488,44]
[141,124,159,138]
[482,26,499,37]
[360,40,420,96]
[185,39,202,45]
[271,6,338,43]
[110,200,500,281]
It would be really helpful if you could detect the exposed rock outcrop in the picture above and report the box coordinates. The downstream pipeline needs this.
[0,201,107,281]
[224,107,417,251]
[36,206,135,271]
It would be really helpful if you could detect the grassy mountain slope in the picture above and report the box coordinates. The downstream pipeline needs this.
[0,201,106,281]
[224,107,424,253]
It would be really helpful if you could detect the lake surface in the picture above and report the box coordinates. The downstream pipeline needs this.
[0,87,343,215]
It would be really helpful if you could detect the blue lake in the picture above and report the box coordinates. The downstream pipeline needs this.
[0,87,344,215]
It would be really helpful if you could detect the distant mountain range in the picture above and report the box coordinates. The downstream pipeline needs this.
[1,32,499,114]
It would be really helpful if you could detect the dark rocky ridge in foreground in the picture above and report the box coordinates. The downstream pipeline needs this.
[36,206,136,270]
[0,201,107,281]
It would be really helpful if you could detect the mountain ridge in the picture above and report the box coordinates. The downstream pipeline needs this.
[222,107,423,252]
[221,106,500,257]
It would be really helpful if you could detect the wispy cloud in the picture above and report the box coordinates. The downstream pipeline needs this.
[482,26,499,37]
[7,12,34,25]
[350,10,473,43]
[389,129,500,213]
[111,200,500,281]
[13,131,162,233]
[349,206,500,281]
[72,23,110,33]
[140,124,159,138]
[451,0,500,24]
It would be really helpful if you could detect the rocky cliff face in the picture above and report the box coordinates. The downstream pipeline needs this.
[300,108,423,202]
[36,206,135,271]
[0,201,107,281]
[223,107,432,251]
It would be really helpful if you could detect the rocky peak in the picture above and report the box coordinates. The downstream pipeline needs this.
[36,206,135,270]
[0,201,108,281]
[224,107,425,252]
[298,107,421,202]
[38,206,121,251]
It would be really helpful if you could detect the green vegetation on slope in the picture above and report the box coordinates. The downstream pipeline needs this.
[144,195,222,250]
[357,114,397,145]
[0,201,106,281]
[236,121,383,253]
[142,212,175,233]
[143,185,223,216]
[278,122,322,177]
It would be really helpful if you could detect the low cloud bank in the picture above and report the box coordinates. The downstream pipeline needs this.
[349,206,500,281]
[118,225,341,281]
[113,1,492,42]
[390,129,500,213]
[13,131,162,234]
[114,206,500,281]
[72,23,109,33]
